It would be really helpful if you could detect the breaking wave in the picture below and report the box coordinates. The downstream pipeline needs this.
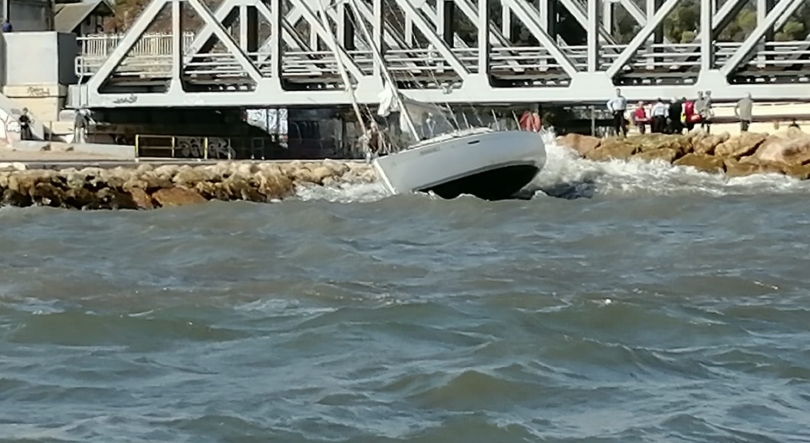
[296,131,810,203]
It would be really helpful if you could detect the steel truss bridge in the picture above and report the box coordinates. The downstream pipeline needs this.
[71,0,810,109]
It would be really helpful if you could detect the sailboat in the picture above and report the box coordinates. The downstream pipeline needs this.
[324,0,546,201]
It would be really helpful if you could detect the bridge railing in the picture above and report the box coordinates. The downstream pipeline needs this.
[75,33,810,84]
[80,32,197,58]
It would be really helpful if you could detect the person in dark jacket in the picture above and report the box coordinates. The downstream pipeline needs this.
[18,108,32,140]
[667,98,683,134]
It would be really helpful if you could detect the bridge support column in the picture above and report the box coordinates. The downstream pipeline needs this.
[239,5,259,58]
[756,0,776,66]
[700,0,713,72]
[170,0,183,92]
[643,0,666,68]
[441,0,455,46]
[603,0,613,36]
[478,0,489,76]
[538,0,557,38]
[538,0,557,68]
[587,0,600,72]
[338,3,356,50]
[502,2,511,41]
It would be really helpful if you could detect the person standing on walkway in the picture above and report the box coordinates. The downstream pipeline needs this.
[650,99,668,134]
[668,97,683,134]
[606,88,628,137]
[631,101,649,135]
[18,108,31,140]
[694,91,707,132]
[74,109,90,143]
[735,93,754,133]
[702,91,714,133]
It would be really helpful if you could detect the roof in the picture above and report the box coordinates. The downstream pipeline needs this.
[54,0,113,33]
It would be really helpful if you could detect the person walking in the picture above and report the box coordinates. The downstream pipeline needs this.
[650,98,668,134]
[735,93,754,133]
[73,108,90,143]
[606,88,628,137]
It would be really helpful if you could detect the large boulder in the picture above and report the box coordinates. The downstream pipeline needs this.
[752,134,810,166]
[724,159,784,178]
[674,153,725,173]
[128,188,154,210]
[32,183,65,207]
[632,134,691,155]
[714,132,767,159]
[172,166,215,187]
[585,140,637,161]
[151,187,207,207]
[557,133,602,157]
[780,163,810,180]
[632,147,680,164]
[692,132,730,155]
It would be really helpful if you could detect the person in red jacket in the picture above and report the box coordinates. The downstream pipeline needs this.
[682,97,698,131]
[631,102,649,134]
[519,108,542,132]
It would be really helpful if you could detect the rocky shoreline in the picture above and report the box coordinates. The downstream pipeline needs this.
[558,127,810,180]
[0,160,376,210]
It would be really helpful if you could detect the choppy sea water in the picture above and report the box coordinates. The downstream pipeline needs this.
[2,135,810,443]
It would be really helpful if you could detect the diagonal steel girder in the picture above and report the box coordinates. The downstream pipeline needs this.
[606,0,680,78]
[87,0,173,92]
[681,0,797,63]
[557,0,618,46]
[392,0,469,78]
[253,0,325,74]
[286,0,365,79]
[453,0,512,48]
[285,0,411,50]
[501,0,578,76]
[721,0,806,76]
[451,0,522,69]
[183,0,312,66]
[187,0,264,81]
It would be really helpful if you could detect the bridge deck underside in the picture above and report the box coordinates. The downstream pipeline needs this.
[72,0,810,108]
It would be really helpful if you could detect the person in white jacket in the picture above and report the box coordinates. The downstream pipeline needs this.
[650,99,669,134]
[606,88,628,137]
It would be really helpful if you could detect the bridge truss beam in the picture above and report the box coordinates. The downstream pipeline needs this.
[74,0,810,109]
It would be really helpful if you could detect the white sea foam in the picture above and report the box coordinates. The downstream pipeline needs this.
[295,131,810,202]
[531,131,810,198]
[294,180,392,203]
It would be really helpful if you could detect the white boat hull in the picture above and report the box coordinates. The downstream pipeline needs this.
[372,129,546,200]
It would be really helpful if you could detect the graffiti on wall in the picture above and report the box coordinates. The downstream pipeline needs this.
[0,108,21,145]
[176,136,236,159]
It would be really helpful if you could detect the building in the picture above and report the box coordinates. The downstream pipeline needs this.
[1,0,54,31]
[54,0,113,37]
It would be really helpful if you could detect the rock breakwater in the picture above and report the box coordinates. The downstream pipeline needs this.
[558,127,810,180]
[0,160,376,210]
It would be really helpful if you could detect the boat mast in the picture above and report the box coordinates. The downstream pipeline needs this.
[346,0,420,142]
[316,0,367,136]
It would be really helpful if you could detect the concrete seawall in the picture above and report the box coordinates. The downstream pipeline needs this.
[0,160,376,210]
